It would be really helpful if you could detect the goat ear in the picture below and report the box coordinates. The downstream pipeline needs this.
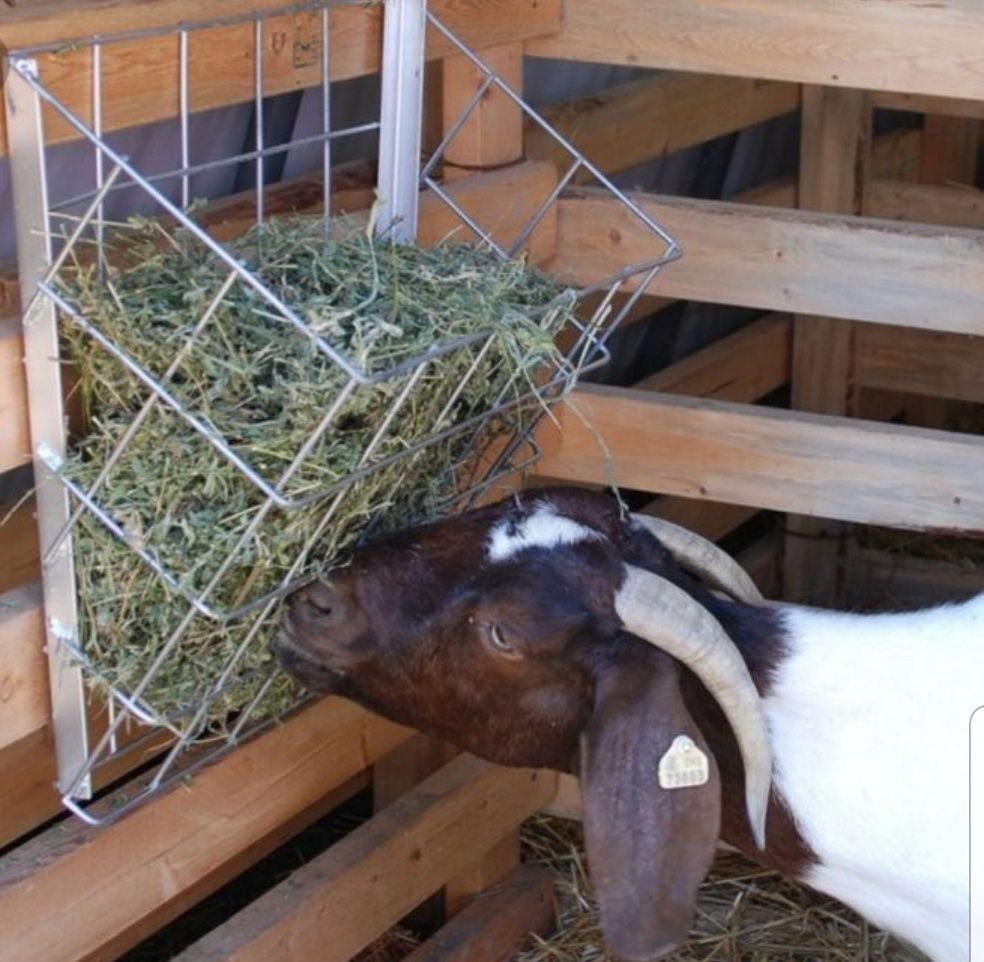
[580,646,721,961]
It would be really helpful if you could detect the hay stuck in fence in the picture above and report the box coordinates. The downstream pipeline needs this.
[56,214,580,728]
[518,816,925,962]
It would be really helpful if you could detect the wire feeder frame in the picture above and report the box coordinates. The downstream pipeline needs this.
[4,0,680,824]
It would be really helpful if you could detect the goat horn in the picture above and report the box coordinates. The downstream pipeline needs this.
[614,563,772,849]
[630,513,763,604]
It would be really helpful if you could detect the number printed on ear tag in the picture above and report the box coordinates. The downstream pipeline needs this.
[658,735,710,790]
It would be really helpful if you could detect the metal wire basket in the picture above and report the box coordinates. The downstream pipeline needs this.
[5,0,679,823]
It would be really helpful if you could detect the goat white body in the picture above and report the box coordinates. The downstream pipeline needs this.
[768,595,984,962]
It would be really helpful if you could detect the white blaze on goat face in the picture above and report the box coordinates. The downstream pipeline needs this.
[486,503,602,563]
[765,594,984,962]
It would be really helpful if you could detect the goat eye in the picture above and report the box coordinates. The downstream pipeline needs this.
[484,623,521,659]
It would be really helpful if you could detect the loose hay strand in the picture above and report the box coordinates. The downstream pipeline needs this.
[56,214,580,731]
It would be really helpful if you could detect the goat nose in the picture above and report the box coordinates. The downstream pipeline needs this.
[294,580,350,625]
[304,581,339,615]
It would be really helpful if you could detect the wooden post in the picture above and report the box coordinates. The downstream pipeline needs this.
[783,85,871,605]
[442,44,523,181]
[903,113,981,429]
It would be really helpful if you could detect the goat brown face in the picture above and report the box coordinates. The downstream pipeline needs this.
[276,489,741,961]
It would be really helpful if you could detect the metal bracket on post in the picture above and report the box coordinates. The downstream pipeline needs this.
[376,0,427,242]
[5,57,92,800]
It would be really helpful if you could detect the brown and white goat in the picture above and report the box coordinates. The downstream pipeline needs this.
[275,487,980,962]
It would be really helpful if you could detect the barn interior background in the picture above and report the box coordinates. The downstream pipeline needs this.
[0,1,981,960]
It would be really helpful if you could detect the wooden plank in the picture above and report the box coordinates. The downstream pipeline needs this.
[635,313,791,400]
[534,385,984,533]
[874,90,984,122]
[737,177,797,209]
[0,0,548,49]
[0,725,60,849]
[0,583,46,754]
[858,326,984,405]
[871,128,924,183]
[404,863,556,962]
[642,498,760,545]
[0,497,40,596]
[374,734,455,812]
[527,73,798,180]
[529,0,984,101]
[870,179,984,230]
[0,318,30,474]
[175,756,556,962]
[542,772,582,821]
[846,546,984,609]
[0,696,176,851]
[445,833,521,917]
[920,115,981,186]
[549,190,984,336]
[0,0,561,154]
[0,700,410,962]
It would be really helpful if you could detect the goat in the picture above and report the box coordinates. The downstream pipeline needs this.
[275,487,981,962]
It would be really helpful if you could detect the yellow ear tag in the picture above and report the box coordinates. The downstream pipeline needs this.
[658,735,710,790]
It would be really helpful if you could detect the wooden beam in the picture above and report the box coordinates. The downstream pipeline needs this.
[870,179,984,230]
[635,313,791,400]
[0,697,175,850]
[0,0,554,49]
[529,0,984,102]
[542,772,582,821]
[404,863,556,962]
[846,546,984,609]
[534,385,984,533]
[874,90,984,122]
[920,115,981,187]
[642,498,760,545]
[0,583,46,754]
[527,73,798,180]
[0,497,39,597]
[857,326,984,405]
[0,700,410,962]
[549,190,984,336]
[0,0,561,155]
[0,725,60,849]
[0,318,29,474]
[871,127,924,183]
[175,757,556,962]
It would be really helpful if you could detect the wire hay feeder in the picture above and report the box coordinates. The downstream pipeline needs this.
[3,0,679,824]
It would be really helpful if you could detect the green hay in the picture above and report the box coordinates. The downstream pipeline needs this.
[57,214,579,730]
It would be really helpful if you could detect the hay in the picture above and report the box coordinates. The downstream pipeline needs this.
[518,816,926,962]
[56,215,579,728]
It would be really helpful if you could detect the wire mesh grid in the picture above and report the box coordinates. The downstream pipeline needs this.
[5,0,679,824]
